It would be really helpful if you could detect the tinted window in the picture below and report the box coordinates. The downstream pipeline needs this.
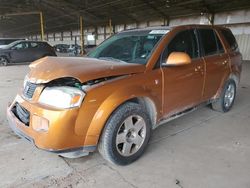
[221,29,238,51]
[30,42,39,48]
[38,42,50,48]
[162,29,199,61]
[199,29,218,56]
[88,30,165,65]
[214,32,224,53]
[13,42,29,50]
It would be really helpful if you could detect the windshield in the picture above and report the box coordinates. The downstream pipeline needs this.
[1,40,23,49]
[0,39,20,46]
[88,29,168,65]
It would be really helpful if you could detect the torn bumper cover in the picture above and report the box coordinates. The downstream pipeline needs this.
[6,96,96,158]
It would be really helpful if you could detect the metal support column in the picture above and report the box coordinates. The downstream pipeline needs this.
[80,16,84,55]
[109,18,112,36]
[39,12,45,41]
[208,13,214,25]
[104,26,107,39]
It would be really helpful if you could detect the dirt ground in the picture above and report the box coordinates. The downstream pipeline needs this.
[0,62,250,188]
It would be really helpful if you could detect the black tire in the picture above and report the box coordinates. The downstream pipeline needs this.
[98,102,151,165]
[211,79,236,113]
[0,56,9,66]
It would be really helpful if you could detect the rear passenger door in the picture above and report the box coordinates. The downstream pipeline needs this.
[28,42,43,61]
[220,28,242,76]
[198,28,230,100]
[161,29,205,116]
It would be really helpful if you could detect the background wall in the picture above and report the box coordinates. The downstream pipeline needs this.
[27,9,250,60]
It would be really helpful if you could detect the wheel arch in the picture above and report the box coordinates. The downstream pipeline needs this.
[0,55,10,65]
[228,74,240,88]
[83,91,158,146]
[123,97,157,127]
[214,72,239,99]
[0,55,9,60]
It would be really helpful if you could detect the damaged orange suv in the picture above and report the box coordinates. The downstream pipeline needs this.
[7,25,242,165]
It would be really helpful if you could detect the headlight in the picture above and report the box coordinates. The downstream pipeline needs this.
[23,75,28,88]
[38,86,85,109]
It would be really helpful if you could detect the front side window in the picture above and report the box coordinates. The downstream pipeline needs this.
[13,42,29,50]
[162,29,199,62]
[199,29,218,56]
[88,30,167,65]
[13,43,23,50]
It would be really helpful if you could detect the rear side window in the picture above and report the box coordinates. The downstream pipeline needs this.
[214,32,224,54]
[221,29,238,51]
[199,29,218,56]
[37,42,48,48]
[162,29,199,61]
[39,42,51,48]
[30,42,39,48]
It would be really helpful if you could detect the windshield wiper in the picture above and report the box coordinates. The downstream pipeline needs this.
[98,57,127,63]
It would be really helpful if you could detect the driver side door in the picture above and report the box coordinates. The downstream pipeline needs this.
[161,29,205,117]
[10,42,29,63]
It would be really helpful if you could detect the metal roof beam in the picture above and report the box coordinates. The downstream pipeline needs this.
[142,0,169,18]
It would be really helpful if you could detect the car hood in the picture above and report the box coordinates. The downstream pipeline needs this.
[28,56,145,83]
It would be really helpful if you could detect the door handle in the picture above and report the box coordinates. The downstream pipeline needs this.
[194,66,201,72]
[222,60,228,65]
[194,66,204,75]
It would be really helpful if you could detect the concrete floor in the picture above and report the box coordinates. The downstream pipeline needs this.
[0,62,250,188]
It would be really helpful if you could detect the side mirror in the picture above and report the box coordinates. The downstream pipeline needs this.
[165,52,191,66]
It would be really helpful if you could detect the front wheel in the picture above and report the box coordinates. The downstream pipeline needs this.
[212,79,236,112]
[98,102,151,165]
[0,56,8,66]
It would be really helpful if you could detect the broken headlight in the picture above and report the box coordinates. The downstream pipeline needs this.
[38,86,85,109]
[23,75,29,88]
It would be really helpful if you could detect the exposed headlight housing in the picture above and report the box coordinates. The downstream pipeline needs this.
[23,75,29,88]
[38,86,85,109]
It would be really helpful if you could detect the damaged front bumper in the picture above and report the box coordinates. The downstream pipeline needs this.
[6,94,96,158]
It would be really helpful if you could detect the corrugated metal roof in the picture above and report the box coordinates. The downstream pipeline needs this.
[1,0,250,37]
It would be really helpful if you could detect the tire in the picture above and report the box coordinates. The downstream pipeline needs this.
[211,79,236,113]
[0,56,9,66]
[98,102,151,165]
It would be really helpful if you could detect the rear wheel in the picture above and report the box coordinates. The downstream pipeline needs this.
[212,79,236,112]
[98,102,151,165]
[0,56,8,66]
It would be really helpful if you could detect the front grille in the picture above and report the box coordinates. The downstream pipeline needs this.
[23,81,37,99]
[12,103,30,126]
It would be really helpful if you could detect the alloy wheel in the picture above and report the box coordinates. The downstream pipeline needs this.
[0,57,8,66]
[116,115,146,157]
[224,83,235,108]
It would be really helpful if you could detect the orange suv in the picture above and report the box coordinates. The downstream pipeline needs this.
[7,25,242,165]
